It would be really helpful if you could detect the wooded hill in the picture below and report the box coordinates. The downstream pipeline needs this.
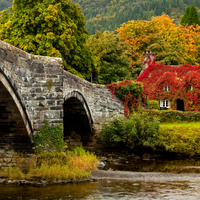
[0,0,11,11]
[1,0,200,35]
[71,0,200,34]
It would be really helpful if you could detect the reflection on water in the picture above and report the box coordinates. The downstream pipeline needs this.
[1,179,200,200]
[102,158,200,173]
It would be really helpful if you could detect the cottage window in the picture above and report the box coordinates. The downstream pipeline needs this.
[187,85,193,91]
[163,86,170,91]
[160,100,170,108]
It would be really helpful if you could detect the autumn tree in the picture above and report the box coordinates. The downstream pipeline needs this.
[0,0,95,79]
[87,31,132,84]
[116,15,175,73]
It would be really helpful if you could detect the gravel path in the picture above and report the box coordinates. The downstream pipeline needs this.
[92,169,200,182]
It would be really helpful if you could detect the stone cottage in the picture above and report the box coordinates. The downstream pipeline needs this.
[137,51,200,111]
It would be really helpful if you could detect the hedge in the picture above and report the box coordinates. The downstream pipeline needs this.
[143,110,200,122]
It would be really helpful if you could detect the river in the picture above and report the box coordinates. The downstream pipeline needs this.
[1,178,200,200]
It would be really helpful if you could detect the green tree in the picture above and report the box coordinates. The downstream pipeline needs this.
[0,0,95,79]
[180,6,190,25]
[181,5,200,26]
[87,31,132,84]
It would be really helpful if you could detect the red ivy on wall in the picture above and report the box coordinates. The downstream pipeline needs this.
[106,80,143,115]
[137,63,200,111]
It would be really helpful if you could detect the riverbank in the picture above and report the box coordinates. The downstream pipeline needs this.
[0,147,98,182]
[2,167,200,188]
[0,176,101,187]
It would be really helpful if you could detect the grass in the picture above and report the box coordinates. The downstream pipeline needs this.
[150,121,200,156]
[0,147,98,181]
[1,167,23,180]
[160,121,200,128]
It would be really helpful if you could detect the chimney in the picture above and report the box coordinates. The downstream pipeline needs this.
[140,51,155,75]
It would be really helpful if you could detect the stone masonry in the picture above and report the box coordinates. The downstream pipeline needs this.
[140,51,155,75]
[0,40,125,167]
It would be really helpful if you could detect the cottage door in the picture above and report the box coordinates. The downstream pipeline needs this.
[177,99,184,111]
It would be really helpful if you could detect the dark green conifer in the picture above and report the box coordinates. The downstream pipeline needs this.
[181,5,200,26]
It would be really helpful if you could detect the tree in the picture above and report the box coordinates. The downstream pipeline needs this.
[180,5,200,26]
[116,15,174,73]
[180,6,190,25]
[0,0,95,79]
[86,31,132,84]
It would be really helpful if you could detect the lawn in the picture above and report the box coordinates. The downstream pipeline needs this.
[151,122,200,156]
[160,122,200,128]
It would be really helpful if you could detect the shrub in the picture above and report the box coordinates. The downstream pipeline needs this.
[149,100,159,110]
[98,112,160,149]
[143,110,200,122]
[98,115,127,147]
[34,121,64,154]
[125,112,160,149]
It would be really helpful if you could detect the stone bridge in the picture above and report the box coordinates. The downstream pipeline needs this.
[0,40,125,164]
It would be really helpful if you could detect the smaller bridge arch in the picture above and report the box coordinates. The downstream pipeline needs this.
[63,90,95,146]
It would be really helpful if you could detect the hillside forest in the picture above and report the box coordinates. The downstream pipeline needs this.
[71,0,200,34]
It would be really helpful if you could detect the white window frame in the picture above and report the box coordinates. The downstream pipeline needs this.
[160,100,170,108]
[187,85,193,91]
[163,85,170,91]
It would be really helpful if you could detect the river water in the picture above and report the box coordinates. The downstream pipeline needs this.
[1,179,200,200]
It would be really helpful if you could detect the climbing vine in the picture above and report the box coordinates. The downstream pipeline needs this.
[34,121,64,154]
[137,63,200,111]
[106,80,143,115]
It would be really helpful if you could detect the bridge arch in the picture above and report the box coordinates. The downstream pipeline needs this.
[0,70,33,155]
[63,90,94,146]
